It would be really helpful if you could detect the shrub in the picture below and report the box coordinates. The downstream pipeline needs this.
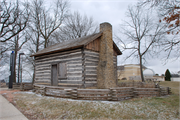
[165,69,171,81]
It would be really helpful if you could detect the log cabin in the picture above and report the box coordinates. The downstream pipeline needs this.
[31,22,122,88]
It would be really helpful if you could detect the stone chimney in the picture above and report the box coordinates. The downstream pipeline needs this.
[97,22,116,88]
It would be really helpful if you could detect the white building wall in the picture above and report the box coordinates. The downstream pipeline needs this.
[171,77,180,82]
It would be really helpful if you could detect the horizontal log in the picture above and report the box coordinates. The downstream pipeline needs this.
[77,96,109,98]
[113,95,134,98]
[111,90,133,93]
[68,61,82,65]
[67,73,82,76]
[84,52,99,57]
[45,93,71,98]
[36,53,82,63]
[84,75,97,80]
[84,83,97,87]
[67,77,83,80]
[67,70,82,73]
[46,92,66,96]
[84,79,97,81]
[36,53,82,64]
[35,57,82,66]
[85,81,97,83]
[115,93,134,96]
[135,88,159,90]
[35,78,51,80]
[85,58,99,62]
[35,74,51,77]
[58,81,84,84]
[136,93,159,95]
[134,91,159,93]
[84,50,99,55]
[36,67,51,71]
[85,73,97,75]
[85,60,98,64]
[58,83,82,85]
[67,64,82,68]
[85,68,97,71]
[35,49,82,60]
[34,83,51,85]
[85,71,97,74]
[35,80,51,83]
[46,89,65,93]
[77,91,109,95]
[84,56,99,61]
[85,63,98,66]
[77,89,109,92]
[45,86,77,89]
[35,75,51,80]
[67,72,82,75]
[36,70,51,74]
[35,77,51,80]
[36,65,51,69]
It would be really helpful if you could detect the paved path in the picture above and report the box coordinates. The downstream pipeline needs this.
[0,88,28,120]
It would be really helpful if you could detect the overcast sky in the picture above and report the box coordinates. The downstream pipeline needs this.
[69,0,180,75]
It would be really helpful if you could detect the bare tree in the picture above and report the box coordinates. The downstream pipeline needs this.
[116,5,166,82]
[0,0,29,60]
[10,33,29,82]
[25,0,69,83]
[139,0,180,59]
[52,11,98,43]
[27,0,44,53]
[0,0,30,83]
[38,0,69,48]
[0,0,29,42]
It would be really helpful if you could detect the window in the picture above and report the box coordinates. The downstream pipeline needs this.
[58,62,67,78]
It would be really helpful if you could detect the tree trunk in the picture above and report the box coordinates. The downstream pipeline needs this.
[32,68,35,85]
[13,36,18,83]
[44,37,47,48]
[139,55,145,82]
[36,34,40,52]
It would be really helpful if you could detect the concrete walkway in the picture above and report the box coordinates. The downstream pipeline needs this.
[0,88,28,120]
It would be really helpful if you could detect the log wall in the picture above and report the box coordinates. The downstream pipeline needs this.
[34,48,118,88]
[34,49,84,87]
[83,49,99,87]
[83,49,118,87]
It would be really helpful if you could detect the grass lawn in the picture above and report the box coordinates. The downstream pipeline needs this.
[159,81,180,94]
[10,81,179,119]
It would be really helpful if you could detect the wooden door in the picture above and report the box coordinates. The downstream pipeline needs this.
[51,64,58,86]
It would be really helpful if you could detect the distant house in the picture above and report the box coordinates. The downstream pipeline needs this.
[171,74,180,82]
[31,22,122,88]
[117,64,147,80]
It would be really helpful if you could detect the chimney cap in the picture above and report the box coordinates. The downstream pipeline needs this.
[100,22,112,27]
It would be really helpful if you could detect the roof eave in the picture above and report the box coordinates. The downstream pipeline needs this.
[113,42,122,55]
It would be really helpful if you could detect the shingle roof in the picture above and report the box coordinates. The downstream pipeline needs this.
[31,32,122,57]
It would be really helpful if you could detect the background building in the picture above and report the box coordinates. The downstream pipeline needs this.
[117,64,165,81]
[117,64,146,80]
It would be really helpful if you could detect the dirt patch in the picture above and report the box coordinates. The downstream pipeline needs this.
[0,88,20,103]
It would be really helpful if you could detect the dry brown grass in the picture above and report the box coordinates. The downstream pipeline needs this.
[12,90,179,119]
